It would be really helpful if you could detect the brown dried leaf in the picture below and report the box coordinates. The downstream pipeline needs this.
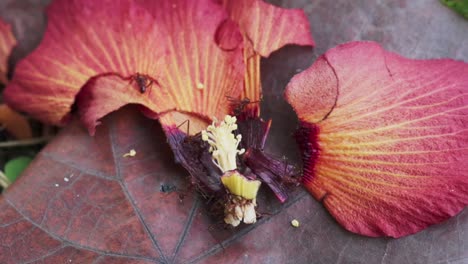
[0,104,32,140]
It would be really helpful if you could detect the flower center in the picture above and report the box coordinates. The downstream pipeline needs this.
[201,115,261,226]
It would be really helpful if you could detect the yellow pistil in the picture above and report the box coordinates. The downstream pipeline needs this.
[201,115,261,227]
[221,171,261,200]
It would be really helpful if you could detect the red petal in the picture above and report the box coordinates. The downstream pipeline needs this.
[4,0,166,124]
[222,0,314,57]
[4,0,244,129]
[76,75,176,135]
[285,41,468,238]
[0,18,16,84]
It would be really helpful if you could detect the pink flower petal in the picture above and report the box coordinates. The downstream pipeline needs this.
[4,0,244,131]
[285,41,468,237]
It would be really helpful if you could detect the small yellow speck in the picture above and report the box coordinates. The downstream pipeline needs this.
[196,82,204,89]
[291,219,300,228]
[123,149,136,157]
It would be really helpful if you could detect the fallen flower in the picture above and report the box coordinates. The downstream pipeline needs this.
[285,41,468,238]
[164,111,300,226]
[3,0,314,226]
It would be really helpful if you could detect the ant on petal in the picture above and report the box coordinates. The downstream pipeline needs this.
[126,73,160,94]
[226,96,261,116]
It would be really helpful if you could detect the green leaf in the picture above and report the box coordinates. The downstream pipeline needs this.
[441,0,468,19]
[4,156,33,183]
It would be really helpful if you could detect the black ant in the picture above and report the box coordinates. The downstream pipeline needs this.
[126,73,159,94]
[226,96,261,116]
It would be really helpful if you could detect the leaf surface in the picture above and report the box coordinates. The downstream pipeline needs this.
[1,0,468,263]
[4,156,32,183]
[0,108,304,263]
[441,0,468,19]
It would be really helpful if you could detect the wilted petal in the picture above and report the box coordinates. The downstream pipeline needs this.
[4,0,244,131]
[285,41,468,238]
[4,0,166,124]
[0,18,16,84]
[76,74,177,135]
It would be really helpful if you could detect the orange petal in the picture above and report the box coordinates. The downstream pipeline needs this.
[221,0,314,115]
[145,0,245,128]
[0,18,16,84]
[241,43,262,112]
[286,41,468,237]
[221,0,314,57]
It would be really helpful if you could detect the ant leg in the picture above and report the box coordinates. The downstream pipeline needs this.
[146,79,154,88]
[128,76,135,85]
[124,75,139,93]
[145,79,153,97]
[176,119,191,135]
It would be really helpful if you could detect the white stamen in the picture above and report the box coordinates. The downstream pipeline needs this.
[201,115,245,172]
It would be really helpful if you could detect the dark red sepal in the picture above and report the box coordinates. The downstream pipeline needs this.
[164,126,224,197]
[236,114,271,150]
[243,149,297,203]
[294,121,320,184]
